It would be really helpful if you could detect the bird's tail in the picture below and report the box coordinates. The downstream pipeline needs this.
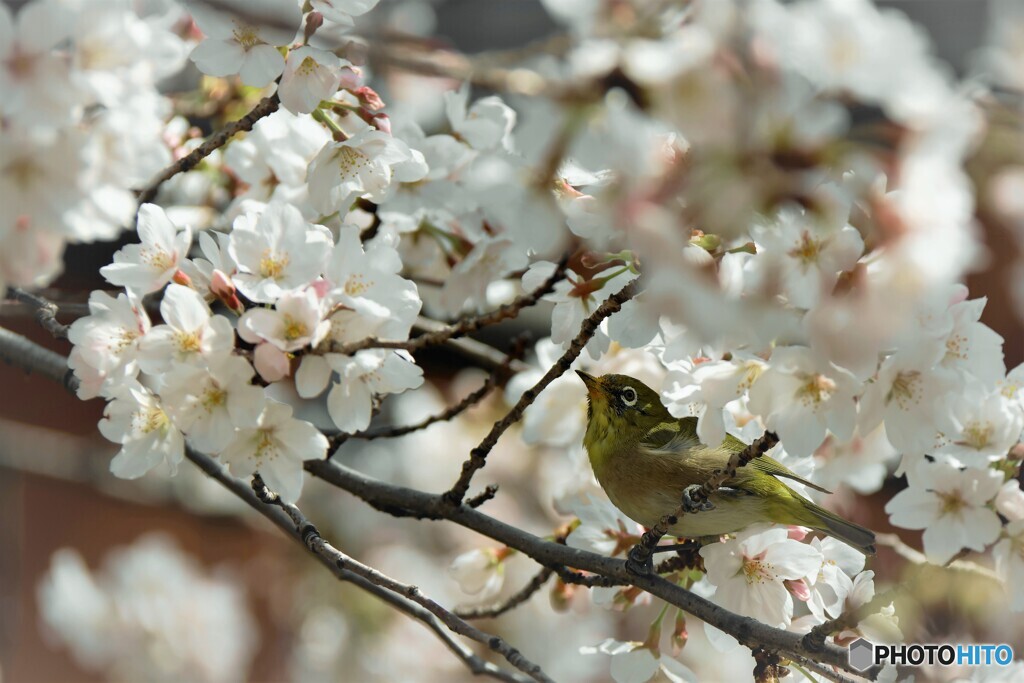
[803,500,876,555]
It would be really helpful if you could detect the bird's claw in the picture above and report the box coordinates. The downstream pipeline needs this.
[682,484,714,513]
[625,545,653,575]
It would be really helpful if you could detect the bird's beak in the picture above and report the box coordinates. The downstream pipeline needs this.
[575,370,600,397]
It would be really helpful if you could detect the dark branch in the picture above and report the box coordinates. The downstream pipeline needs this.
[329,335,528,449]
[455,567,554,620]
[6,287,69,339]
[443,278,640,507]
[305,457,866,677]
[136,94,280,205]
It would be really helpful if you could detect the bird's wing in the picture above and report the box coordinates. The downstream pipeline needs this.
[641,418,832,495]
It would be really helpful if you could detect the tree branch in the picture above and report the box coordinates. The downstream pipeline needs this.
[245,473,554,683]
[455,567,554,620]
[327,255,569,357]
[6,287,69,339]
[305,457,866,677]
[135,94,280,205]
[328,335,528,449]
[443,278,640,507]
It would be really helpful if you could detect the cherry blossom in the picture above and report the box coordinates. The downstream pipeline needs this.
[278,47,344,115]
[67,290,151,399]
[100,204,192,296]
[220,400,328,503]
[580,639,696,683]
[238,287,330,353]
[307,129,421,215]
[98,382,184,479]
[885,460,1003,564]
[747,346,860,457]
[187,1,299,87]
[137,284,234,374]
[448,548,507,601]
[161,356,265,454]
[700,526,822,629]
[227,202,333,303]
[311,0,382,29]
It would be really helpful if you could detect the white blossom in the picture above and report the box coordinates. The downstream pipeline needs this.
[137,284,234,374]
[885,460,1003,564]
[220,399,328,503]
[100,204,192,295]
[98,382,184,479]
[228,202,333,303]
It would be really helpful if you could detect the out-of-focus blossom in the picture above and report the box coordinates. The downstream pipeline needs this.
[38,534,257,683]
[885,460,1003,564]
[448,548,507,600]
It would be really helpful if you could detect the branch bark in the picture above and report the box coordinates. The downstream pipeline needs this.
[135,94,280,205]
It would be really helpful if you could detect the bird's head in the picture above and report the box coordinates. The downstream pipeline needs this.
[575,371,670,441]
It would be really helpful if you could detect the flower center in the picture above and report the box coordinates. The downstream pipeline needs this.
[175,329,202,354]
[260,251,289,280]
[345,273,372,297]
[297,55,318,76]
[254,428,280,461]
[789,231,823,265]
[886,371,920,409]
[936,490,966,516]
[282,315,308,341]
[201,386,227,412]
[959,420,994,451]
[142,247,175,271]
[945,333,968,362]
[797,373,836,406]
[136,405,171,435]
[337,146,371,178]
[231,24,261,48]
[741,556,774,585]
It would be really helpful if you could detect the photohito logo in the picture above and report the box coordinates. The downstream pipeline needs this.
[848,639,1015,671]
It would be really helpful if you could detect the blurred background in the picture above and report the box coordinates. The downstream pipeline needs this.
[1,0,1022,681]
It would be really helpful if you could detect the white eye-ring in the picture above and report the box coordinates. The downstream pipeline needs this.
[621,386,638,406]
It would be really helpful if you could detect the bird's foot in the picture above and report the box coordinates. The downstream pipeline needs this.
[625,545,654,576]
[681,484,714,513]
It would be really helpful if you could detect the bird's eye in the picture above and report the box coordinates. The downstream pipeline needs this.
[621,386,638,406]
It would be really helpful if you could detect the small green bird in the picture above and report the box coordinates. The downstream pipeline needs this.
[577,371,875,555]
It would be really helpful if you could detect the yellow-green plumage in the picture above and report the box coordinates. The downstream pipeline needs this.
[578,371,875,554]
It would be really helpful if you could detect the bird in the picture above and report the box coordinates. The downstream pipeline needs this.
[577,370,876,561]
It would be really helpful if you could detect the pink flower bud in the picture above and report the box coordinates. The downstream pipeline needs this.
[371,113,391,134]
[172,269,193,287]
[310,278,331,299]
[338,65,362,90]
[784,579,811,602]
[303,11,324,42]
[254,342,290,382]
[210,269,244,315]
[787,526,809,542]
[353,86,385,111]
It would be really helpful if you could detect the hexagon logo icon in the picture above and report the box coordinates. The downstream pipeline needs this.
[848,638,874,671]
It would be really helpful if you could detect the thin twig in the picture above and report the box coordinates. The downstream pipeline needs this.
[443,278,640,507]
[135,94,280,205]
[625,430,779,573]
[455,568,554,620]
[247,474,555,683]
[329,335,527,449]
[6,288,69,339]
[326,255,569,356]
[411,317,530,373]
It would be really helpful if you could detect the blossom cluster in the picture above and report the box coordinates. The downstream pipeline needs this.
[0,0,191,294]
[38,533,257,683]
